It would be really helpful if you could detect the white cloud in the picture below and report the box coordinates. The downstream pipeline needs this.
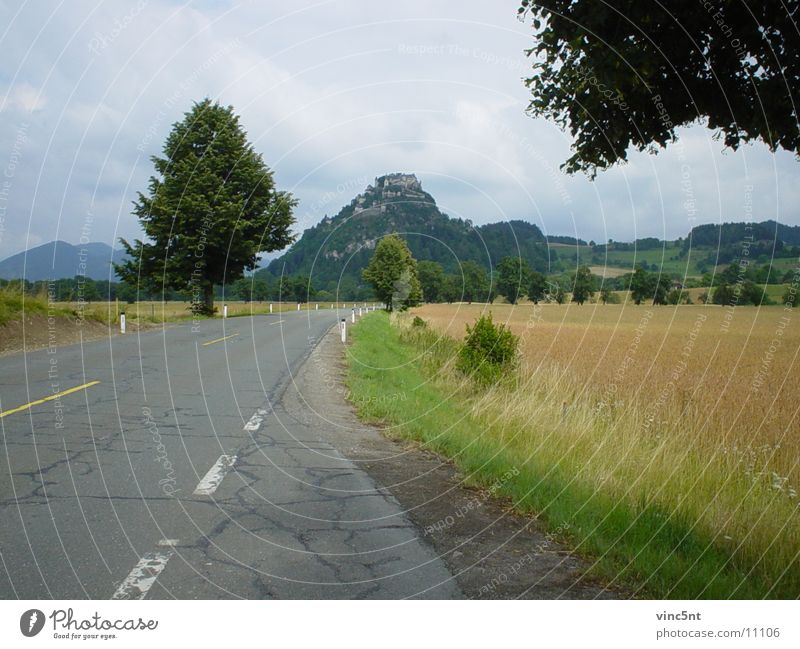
[0,0,796,261]
[1,83,46,113]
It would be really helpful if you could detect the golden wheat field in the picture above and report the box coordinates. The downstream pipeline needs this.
[412,302,800,489]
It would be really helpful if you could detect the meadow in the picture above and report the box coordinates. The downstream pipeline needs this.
[347,304,800,597]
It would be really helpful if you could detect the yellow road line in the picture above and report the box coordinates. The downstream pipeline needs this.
[202,332,240,346]
[0,380,101,419]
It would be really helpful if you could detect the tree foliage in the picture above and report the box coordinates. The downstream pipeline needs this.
[362,234,422,311]
[495,256,531,304]
[417,260,445,303]
[629,266,654,305]
[527,270,548,303]
[570,265,595,305]
[116,98,296,314]
[460,261,490,303]
[518,1,800,175]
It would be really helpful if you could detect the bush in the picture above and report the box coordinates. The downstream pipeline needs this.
[456,312,519,385]
[666,288,692,305]
[412,315,427,328]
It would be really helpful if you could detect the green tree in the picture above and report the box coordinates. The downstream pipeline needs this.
[362,234,422,311]
[713,282,735,305]
[116,280,138,304]
[277,275,294,301]
[232,278,252,302]
[116,99,296,315]
[599,285,613,304]
[291,275,315,303]
[629,267,654,305]
[251,277,270,302]
[741,280,769,306]
[652,275,671,305]
[527,270,547,304]
[553,282,565,304]
[518,1,799,176]
[570,265,595,305]
[417,260,445,303]
[461,261,489,304]
[441,275,462,303]
[495,256,530,304]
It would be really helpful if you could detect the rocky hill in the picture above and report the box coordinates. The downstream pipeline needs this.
[257,173,554,294]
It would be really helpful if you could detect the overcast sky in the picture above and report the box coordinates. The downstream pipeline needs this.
[0,0,797,260]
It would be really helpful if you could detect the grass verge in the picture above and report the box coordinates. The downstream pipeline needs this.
[345,311,799,599]
[0,287,89,326]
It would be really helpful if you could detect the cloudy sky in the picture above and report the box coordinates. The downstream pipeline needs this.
[0,0,797,261]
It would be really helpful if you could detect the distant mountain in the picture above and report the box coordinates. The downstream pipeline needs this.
[257,173,554,293]
[0,241,128,281]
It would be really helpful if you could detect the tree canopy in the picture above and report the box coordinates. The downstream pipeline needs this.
[116,98,296,314]
[518,1,799,175]
[570,265,595,305]
[362,234,422,311]
[495,256,531,304]
[417,260,445,303]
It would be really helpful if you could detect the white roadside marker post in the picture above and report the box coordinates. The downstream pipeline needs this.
[351,308,355,323]
[269,303,273,313]
[120,312,126,334]
[297,303,300,311]
[341,318,346,342]
[315,303,318,310]
[223,304,228,318]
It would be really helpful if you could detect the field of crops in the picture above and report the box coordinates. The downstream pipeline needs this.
[414,302,798,483]
[406,302,799,595]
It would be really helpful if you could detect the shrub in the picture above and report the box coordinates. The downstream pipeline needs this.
[412,315,427,328]
[456,312,519,385]
[666,288,692,305]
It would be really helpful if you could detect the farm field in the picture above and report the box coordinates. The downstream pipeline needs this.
[372,302,800,596]
[413,302,799,484]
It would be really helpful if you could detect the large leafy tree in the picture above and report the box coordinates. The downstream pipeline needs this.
[362,234,422,311]
[460,260,490,304]
[527,270,548,304]
[518,1,799,175]
[629,266,671,305]
[117,98,296,314]
[495,256,531,304]
[570,265,595,305]
[417,260,446,303]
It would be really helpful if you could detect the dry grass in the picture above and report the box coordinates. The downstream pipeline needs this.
[589,265,629,278]
[409,303,799,594]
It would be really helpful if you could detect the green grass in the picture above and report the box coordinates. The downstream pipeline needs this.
[0,287,79,326]
[346,312,798,599]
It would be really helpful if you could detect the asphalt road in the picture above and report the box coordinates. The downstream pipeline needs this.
[0,310,460,599]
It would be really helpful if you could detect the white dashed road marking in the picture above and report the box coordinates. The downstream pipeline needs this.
[243,407,269,432]
[192,455,237,496]
[111,544,175,600]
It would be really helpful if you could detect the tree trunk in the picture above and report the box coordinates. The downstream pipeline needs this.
[202,283,215,315]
